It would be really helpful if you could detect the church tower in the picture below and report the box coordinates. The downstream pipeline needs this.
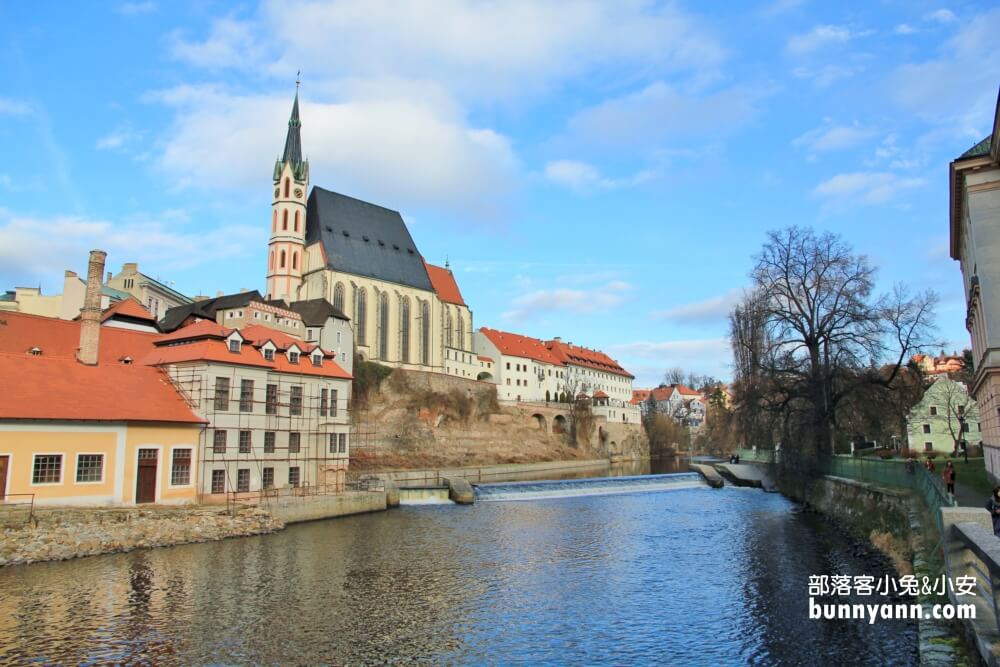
[266,83,310,302]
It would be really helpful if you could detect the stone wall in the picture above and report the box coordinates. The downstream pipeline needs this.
[265,490,386,524]
[0,506,284,567]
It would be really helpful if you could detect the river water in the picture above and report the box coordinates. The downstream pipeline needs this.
[0,461,917,665]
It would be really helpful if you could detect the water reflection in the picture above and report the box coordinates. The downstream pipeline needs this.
[0,483,916,665]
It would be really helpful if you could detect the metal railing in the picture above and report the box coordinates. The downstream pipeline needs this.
[0,493,35,525]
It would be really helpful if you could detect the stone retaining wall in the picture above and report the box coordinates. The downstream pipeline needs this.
[0,506,284,567]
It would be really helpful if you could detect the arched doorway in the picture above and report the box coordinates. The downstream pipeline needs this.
[553,415,567,434]
[531,413,547,431]
[477,372,494,382]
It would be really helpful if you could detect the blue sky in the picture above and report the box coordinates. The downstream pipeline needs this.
[1,1,998,387]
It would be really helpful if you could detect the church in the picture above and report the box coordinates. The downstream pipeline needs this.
[265,89,476,375]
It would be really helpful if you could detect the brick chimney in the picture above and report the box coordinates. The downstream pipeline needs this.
[77,249,107,366]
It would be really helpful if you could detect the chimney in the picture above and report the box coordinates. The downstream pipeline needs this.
[77,249,107,366]
[106,271,112,283]
[65,270,77,278]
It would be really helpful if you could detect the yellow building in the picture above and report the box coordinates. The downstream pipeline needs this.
[0,260,204,506]
[264,89,474,374]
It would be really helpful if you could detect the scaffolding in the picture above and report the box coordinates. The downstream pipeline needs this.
[163,363,355,510]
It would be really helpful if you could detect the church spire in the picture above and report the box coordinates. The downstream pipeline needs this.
[282,77,302,167]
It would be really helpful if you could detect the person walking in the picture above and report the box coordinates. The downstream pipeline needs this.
[925,457,936,473]
[987,488,1000,537]
[942,460,956,496]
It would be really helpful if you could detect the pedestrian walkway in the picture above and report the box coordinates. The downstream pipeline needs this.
[952,478,983,508]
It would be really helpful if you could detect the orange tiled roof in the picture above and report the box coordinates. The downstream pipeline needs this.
[238,324,317,353]
[101,297,157,323]
[545,339,634,379]
[0,311,203,423]
[157,319,231,343]
[425,262,466,306]
[145,321,349,379]
[593,390,609,398]
[631,389,651,404]
[479,327,563,366]
[477,355,494,362]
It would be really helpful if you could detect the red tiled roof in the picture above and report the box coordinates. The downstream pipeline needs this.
[545,339,634,378]
[479,327,563,365]
[145,321,349,379]
[101,297,156,323]
[157,319,230,343]
[674,384,701,396]
[0,311,203,423]
[477,355,493,362]
[593,390,609,398]
[425,262,466,306]
[631,389,651,404]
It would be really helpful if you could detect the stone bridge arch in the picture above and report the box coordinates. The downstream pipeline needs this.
[530,413,547,431]
[552,414,567,434]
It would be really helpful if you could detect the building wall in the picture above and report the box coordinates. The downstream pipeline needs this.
[906,377,982,454]
[161,361,351,500]
[305,316,354,375]
[444,346,481,380]
[0,422,201,506]
[107,263,190,319]
[299,261,473,374]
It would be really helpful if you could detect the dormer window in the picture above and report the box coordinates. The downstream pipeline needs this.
[312,353,322,367]
[229,339,241,353]
[120,356,133,365]
[28,346,41,356]
[264,348,275,362]
[289,351,300,364]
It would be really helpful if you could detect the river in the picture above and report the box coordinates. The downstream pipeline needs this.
[0,462,917,665]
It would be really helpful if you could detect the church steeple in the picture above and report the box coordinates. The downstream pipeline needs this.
[282,87,302,166]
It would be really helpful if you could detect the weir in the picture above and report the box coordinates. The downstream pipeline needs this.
[474,472,705,502]
[398,487,453,505]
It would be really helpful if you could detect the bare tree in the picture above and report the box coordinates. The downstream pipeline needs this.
[664,367,686,385]
[932,377,976,454]
[736,226,938,468]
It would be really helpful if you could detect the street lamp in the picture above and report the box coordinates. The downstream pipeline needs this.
[958,415,969,463]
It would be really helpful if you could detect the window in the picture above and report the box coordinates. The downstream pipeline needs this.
[289,432,301,453]
[237,469,250,493]
[333,282,345,312]
[211,470,226,494]
[76,454,104,483]
[924,442,933,451]
[958,405,965,416]
[294,210,300,232]
[289,466,301,487]
[289,351,300,364]
[400,297,411,363]
[280,250,286,268]
[214,377,230,410]
[229,338,241,353]
[284,177,290,198]
[171,449,192,486]
[262,467,274,489]
[292,252,298,270]
[329,433,338,454]
[290,386,303,415]
[239,430,252,453]
[264,347,275,361]
[929,406,938,416]
[213,430,227,453]
[266,384,278,414]
[339,433,347,453]
[922,424,931,434]
[356,287,368,346]
[330,389,338,417]
[320,388,328,416]
[240,379,254,412]
[264,431,276,453]
[378,291,390,360]
[506,362,511,370]
[282,209,289,230]
[457,313,464,350]
[445,312,453,347]
[312,353,322,367]
[963,422,970,433]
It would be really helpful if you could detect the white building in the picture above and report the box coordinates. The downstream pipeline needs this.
[475,328,565,403]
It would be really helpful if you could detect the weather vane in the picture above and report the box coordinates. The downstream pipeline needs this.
[296,70,301,91]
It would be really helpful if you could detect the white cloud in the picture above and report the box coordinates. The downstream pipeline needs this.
[0,210,259,289]
[653,288,745,325]
[149,86,517,219]
[923,9,957,24]
[609,338,732,384]
[560,81,759,151]
[0,98,30,115]
[889,8,1000,139]
[793,121,877,152]
[169,17,267,71]
[785,25,856,55]
[791,63,860,87]
[543,159,657,192]
[96,126,143,152]
[502,281,631,322]
[894,24,918,35]
[118,1,155,15]
[813,171,927,205]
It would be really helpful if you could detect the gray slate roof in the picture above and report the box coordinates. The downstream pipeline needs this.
[305,186,433,292]
[269,298,349,326]
[160,290,263,332]
[958,135,992,160]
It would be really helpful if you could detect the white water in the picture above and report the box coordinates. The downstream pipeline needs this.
[474,472,706,502]
[399,496,455,505]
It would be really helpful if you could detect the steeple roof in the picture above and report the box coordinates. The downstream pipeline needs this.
[282,91,302,166]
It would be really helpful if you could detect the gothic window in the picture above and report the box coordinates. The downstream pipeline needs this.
[378,291,390,360]
[333,283,345,312]
[457,313,465,351]
[269,251,274,270]
[356,287,367,346]
[292,252,298,270]
[283,209,288,230]
[421,300,430,366]
[294,210,300,232]
[272,210,277,232]
[284,177,290,198]
[399,297,411,363]
[280,250,286,268]
[445,310,453,348]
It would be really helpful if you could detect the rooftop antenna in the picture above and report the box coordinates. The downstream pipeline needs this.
[445,255,450,270]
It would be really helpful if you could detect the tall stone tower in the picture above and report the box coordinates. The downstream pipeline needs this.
[266,85,310,302]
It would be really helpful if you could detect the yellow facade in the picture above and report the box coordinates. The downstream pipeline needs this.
[0,422,203,506]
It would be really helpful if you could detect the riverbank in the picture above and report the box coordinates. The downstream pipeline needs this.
[373,458,619,486]
[0,505,283,567]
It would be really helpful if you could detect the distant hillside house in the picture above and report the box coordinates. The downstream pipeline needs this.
[263,89,473,376]
[906,376,981,453]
